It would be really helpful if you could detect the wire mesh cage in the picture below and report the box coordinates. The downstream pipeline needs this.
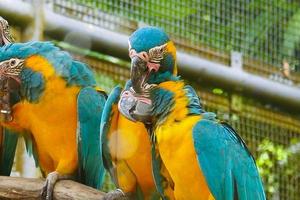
[50,0,300,84]
[9,0,300,199]
[70,50,300,200]
[37,40,300,198]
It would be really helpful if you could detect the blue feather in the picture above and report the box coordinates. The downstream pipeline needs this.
[100,86,122,185]
[0,128,18,175]
[0,41,96,88]
[184,85,205,115]
[150,87,174,125]
[77,87,106,189]
[19,68,45,102]
[193,119,266,200]
[151,145,173,200]
[129,27,170,52]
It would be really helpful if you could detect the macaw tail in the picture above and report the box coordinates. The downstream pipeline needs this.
[0,128,18,175]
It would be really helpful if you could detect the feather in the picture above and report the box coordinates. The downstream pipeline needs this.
[0,128,18,175]
[77,87,106,189]
[193,119,266,200]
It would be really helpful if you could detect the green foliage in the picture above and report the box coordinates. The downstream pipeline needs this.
[257,139,289,195]
[283,8,300,69]
[257,139,300,199]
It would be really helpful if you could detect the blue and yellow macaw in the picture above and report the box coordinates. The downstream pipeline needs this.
[0,16,19,176]
[0,41,106,199]
[119,26,266,200]
[101,83,169,199]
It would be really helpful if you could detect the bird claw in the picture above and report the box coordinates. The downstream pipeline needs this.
[41,171,59,200]
[102,189,130,200]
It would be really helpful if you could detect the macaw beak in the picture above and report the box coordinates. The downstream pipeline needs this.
[0,77,16,122]
[0,30,9,46]
[0,59,23,122]
[118,89,153,124]
[130,56,149,94]
[0,18,12,46]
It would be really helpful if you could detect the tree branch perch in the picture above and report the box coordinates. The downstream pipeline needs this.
[0,176,106,199]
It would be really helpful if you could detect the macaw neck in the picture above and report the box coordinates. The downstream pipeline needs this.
[151,81,204,127]
[18,67,45,103]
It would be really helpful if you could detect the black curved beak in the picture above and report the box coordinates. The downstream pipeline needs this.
[130,56,149,94]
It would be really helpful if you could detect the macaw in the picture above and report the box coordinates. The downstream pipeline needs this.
[118,26,266,200]
[0,16,18,176]
[0,41,106,199]
[101,83,173,199]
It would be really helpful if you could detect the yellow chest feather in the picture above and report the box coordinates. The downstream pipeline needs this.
[154,81,214,200]
[156,116,214,200]
[3,55,80,174]
[108,108,156,198]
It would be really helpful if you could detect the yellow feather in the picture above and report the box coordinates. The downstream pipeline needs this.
[108,109,156,199]
[166,41,177,75]
[25,55,55,78]
[155,81,215,200]
[3,55,80,175]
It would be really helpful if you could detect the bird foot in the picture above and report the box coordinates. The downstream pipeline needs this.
[41,171,59,200]
[102,189,130,200]
[40,171,74,200]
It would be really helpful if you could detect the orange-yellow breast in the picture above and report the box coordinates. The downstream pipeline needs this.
[108,107,156,199]
[156,116,214,200]
[3,55,80,175]
[155,81,214,200]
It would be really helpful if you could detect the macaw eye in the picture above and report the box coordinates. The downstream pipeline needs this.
[140,52,149,60]
[149,44,167,62]
[9,59,17,67]
[10,59,16,66]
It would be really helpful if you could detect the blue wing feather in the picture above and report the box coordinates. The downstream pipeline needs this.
[77,87,106,189]
[0,128,18,175]
[193,118,266,200]
[151,144,173,200]
[100,85,122,185]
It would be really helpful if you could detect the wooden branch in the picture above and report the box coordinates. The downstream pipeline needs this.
[0,176,106,200]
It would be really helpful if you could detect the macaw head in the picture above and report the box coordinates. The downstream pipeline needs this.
[0,42,41,92]
[0,42,52,121]
[119,26,183,124]
[0,16,13,46]
[0,56,24,122]
[0,41,96,122]
[128,26,178,93]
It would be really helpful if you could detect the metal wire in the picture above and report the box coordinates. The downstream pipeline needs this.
[75,52,300,200]
[11,1,300,199]
[50,0,300,84]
